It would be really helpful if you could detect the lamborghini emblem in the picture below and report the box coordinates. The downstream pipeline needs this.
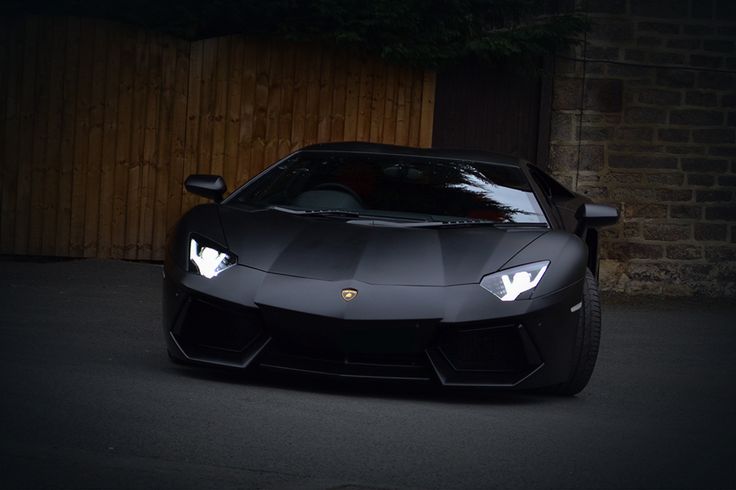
[341,288,358,301]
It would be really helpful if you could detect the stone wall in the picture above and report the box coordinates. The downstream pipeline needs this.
[549,0,736,296]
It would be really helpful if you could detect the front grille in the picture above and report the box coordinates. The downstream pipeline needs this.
[437,324,529,372]
[173,297,265,365]
[427,322,543,386]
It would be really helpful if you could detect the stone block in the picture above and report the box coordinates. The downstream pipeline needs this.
[687,174,716,186]
[666,38,701,50]
[718,175,736,186]
[631,0,689,17]
[550,113,573,141]
[709,146,736,157]
[685,91,718,107]
[681,158,730,172]
[716,0,736,19]
[589,19,635,42]
[666,244,703,260]
[623,203,668,219]
[704,245,736,261]
[698,72,735,90]
[609,154,677,169]
[587,46,620,61]
[692,128,736,144]
[585,79,623,112]
[682,24,714,36]
[587,0,627,13]
[691,0,715,19]
[656,68,696,88]
[665,145,706,155]
[657,189,693,202]
[549,144,604,172]
[625,107,667,124]
[602,242,664,260]
[553,78,582,110]
[696,190,733,202]
[658,128,690,142]
[669,109,724,126]
[638,88,681,105]
[649,52,686,65]
[625,49,647,62]
[637,36,663,48]
[642,223,691,241]
[616,127,654,141]
[705,206,736,220]
[703,40,735,53]
[690,54,722,68]
[722,94,736,108]
[669,205,702,219]
[639,22,680,34]
[646,173,685,185]
[580,126,612,141]
[695,222,728,240]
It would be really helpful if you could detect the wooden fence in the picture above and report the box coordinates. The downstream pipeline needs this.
[0,16,436,260]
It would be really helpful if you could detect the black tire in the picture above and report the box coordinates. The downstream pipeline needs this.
[554,268,602,396]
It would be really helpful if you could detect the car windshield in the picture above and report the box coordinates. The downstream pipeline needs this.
[230,151,547,224]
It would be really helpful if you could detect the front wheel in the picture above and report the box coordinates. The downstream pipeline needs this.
[553,268,602,395]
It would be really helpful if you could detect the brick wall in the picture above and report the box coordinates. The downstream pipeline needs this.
[549,0,736,296]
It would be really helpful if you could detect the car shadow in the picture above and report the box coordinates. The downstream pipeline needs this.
[165,361,567,407]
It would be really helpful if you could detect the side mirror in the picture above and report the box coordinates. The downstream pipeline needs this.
[577,203,619,228]
[185,175,226,202]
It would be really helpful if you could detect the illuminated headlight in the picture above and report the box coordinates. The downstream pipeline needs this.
[189,238,236,279]
[480,261,549,301]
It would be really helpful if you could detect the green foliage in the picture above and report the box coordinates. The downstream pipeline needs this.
[9,0,588,67]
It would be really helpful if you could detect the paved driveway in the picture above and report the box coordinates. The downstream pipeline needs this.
[1,259,734,489]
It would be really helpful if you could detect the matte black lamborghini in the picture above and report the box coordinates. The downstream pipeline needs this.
[163,143,618,395]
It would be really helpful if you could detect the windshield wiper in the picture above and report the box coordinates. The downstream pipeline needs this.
[411,220,548,228]
[267,206,362,218]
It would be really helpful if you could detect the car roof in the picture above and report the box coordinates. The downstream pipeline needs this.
[299,142,523,166]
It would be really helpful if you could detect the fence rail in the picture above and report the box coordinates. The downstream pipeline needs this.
[0,16,436,260]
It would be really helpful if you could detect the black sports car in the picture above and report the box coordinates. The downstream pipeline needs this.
[163,143,618,395]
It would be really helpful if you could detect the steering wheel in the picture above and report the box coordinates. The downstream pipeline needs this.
[311,183,364,207]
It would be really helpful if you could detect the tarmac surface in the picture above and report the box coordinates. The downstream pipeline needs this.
[0,258,734,489]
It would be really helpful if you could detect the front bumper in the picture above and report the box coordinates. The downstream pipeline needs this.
[163,264,583,389]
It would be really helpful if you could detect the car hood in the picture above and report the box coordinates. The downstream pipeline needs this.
[218,207,548,286]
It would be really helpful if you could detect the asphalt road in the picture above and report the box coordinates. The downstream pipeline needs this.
[0,258,734,489]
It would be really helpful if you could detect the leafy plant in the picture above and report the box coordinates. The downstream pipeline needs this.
[7,0,588,67]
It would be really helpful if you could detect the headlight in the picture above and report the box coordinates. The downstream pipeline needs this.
[480,261,549,301]
[189,238,236,278]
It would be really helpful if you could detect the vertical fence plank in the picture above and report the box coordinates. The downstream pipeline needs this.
[356,59,373,142]
[277,43,295,157]
[210,36,229,179]
[39,18,67,255]
[151,36,176,260]
[418,71,436,148]
[96,25,122,258]
[123,29,149,260]
[381,67,397,145]
[263,43,282,165]
[316,47,334,143]
[343,57,361,141]
[82,22,109,257]
[329,50,347,142]
[0,19,23,253]
[236,39,257,186]
[137,32,163,260]
[181,40,203,214]
[369,62,387,142]
[163,38,191,252]
[14,17,40,254]
[110,24,135,259]
[28,17,54,255]
[54,17,80,256]
[223,36,243,189]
